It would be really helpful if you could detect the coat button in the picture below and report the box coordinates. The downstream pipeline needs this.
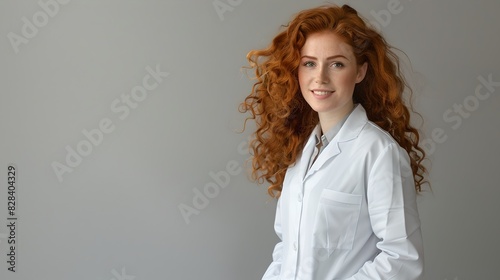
[293,241,298,251]
[297,193,303,202]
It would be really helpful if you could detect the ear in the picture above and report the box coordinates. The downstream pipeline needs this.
[355,62,368,83]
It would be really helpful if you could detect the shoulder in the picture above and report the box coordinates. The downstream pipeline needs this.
[341,104,400,150]
[342,106,408,161]
[357,121,412,169]
[360,120,398,147]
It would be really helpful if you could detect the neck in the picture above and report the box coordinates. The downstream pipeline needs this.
[318,102,354,133]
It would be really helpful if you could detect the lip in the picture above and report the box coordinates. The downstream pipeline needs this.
[310,89,334,99]
[311,89,334,92]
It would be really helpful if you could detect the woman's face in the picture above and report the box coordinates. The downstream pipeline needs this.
[298,31,367,124]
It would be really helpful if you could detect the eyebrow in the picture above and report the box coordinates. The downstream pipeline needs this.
[301,55,349,61]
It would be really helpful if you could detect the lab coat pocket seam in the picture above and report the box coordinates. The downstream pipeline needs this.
[320,189,363,205]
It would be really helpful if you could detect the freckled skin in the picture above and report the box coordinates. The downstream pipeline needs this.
[298,31,367,132]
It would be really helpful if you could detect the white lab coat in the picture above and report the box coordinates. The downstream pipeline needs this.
[262,104,424,280]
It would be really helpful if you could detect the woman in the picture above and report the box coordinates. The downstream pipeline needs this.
[240,4,428,280]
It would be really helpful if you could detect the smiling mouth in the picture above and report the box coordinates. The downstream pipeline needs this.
[311,90,334,96]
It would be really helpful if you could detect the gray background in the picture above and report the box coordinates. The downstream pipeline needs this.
[0,0,499,279]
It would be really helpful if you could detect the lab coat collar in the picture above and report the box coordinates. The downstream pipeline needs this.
[301,104,368,181]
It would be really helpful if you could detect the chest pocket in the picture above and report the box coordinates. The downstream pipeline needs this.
[312,189,362,255]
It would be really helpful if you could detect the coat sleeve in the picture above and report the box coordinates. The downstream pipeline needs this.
[345,143,424,280]
[262,198,284,280]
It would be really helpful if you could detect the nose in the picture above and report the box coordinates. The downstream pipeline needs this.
[315,66,329,84]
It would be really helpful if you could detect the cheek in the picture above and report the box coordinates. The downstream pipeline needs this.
[338,72,358,88]
[297,71,308,91]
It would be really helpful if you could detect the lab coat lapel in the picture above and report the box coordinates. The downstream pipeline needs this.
[298,125,321,181]
[304,105,369,181]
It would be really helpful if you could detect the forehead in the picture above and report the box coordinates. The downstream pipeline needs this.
[300,31,354,57]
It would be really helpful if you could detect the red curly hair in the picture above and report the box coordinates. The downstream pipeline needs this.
[240,4,428,198]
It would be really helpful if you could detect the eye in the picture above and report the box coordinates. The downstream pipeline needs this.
[302,61,316,67]
[331,62,344,68]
